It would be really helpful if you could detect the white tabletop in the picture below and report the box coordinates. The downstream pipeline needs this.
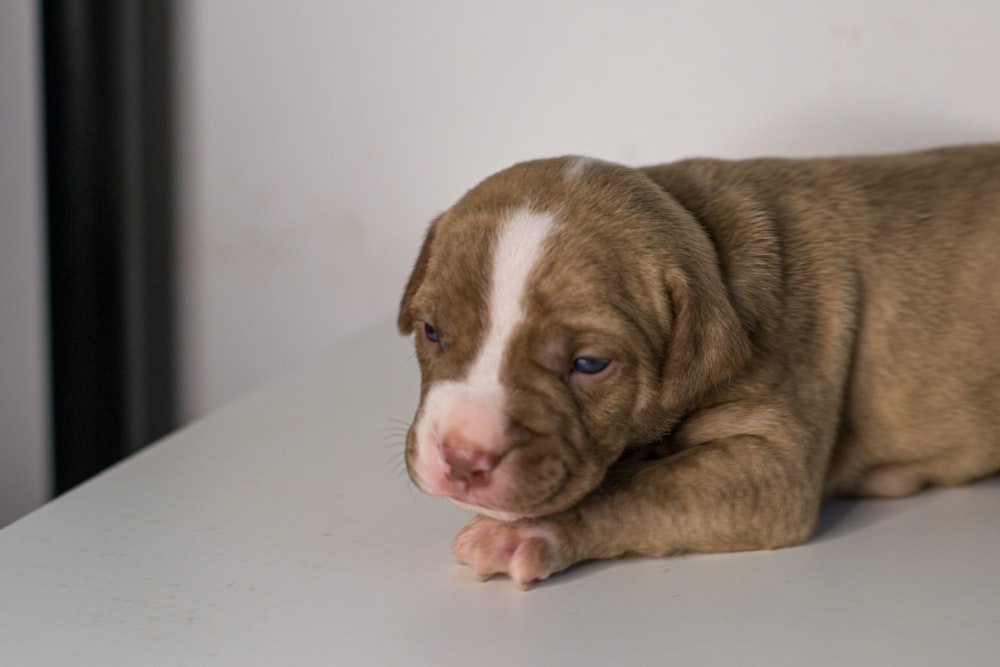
[1,322,998,666]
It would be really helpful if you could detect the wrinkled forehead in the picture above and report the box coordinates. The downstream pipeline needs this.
[413,205,559,319]
[421,205,641,349]
[411,157,668,361]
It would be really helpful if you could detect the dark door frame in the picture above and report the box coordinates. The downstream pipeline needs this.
[41,0,176,493]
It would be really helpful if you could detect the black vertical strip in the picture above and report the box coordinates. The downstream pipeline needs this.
[42,1,176,494]
[138,1,176,454]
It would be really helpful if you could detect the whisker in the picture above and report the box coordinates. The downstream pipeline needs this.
[383,419,411,459]
[382,418,419,488]
[384,447,408,471]
[382,439,407,453]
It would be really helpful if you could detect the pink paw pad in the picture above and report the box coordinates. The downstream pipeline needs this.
[453,516,561,589]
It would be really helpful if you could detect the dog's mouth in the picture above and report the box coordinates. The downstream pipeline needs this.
[440,452,594,520]
[407,438,583,519]
[404,406,610,520]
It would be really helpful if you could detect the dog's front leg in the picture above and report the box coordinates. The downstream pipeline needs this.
[453,434,822,589]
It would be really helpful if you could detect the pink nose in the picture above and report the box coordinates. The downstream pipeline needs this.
[441,441,498,491]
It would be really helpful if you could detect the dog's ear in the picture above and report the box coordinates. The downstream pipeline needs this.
[661,266,752,412]
[397,216,440,335]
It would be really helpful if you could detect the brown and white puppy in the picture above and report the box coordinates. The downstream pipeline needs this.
[398,145,1000,588]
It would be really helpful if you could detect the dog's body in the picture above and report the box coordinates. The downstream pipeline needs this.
[398,145,1000,587]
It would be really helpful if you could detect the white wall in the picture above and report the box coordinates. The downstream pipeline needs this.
[0,0,50,526]
[175,0,1000,421]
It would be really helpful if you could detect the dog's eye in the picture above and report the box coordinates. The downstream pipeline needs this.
[571,357,610,374]
[422,322,440,344]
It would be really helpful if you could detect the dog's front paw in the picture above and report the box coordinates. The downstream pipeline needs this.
[452,515,571,589]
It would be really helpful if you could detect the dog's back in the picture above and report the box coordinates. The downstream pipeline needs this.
[644,145,1000,497]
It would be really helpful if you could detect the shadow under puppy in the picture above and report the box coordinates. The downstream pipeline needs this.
[398,144,1000,589]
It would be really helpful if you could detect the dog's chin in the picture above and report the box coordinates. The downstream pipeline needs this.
[449,498,526,522]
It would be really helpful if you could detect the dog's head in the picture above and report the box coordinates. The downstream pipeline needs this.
[398,157,750,520]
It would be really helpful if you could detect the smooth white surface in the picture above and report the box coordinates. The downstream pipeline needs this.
[0,0,50,526]
[174,0,1000,421]
[1,322,998,665]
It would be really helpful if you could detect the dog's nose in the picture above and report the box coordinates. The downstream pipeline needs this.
[441,442,498,490]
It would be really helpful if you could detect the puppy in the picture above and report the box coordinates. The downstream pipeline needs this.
[398,145,1000,588]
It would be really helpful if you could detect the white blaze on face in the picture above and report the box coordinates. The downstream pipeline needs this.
[412,207,555,505]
